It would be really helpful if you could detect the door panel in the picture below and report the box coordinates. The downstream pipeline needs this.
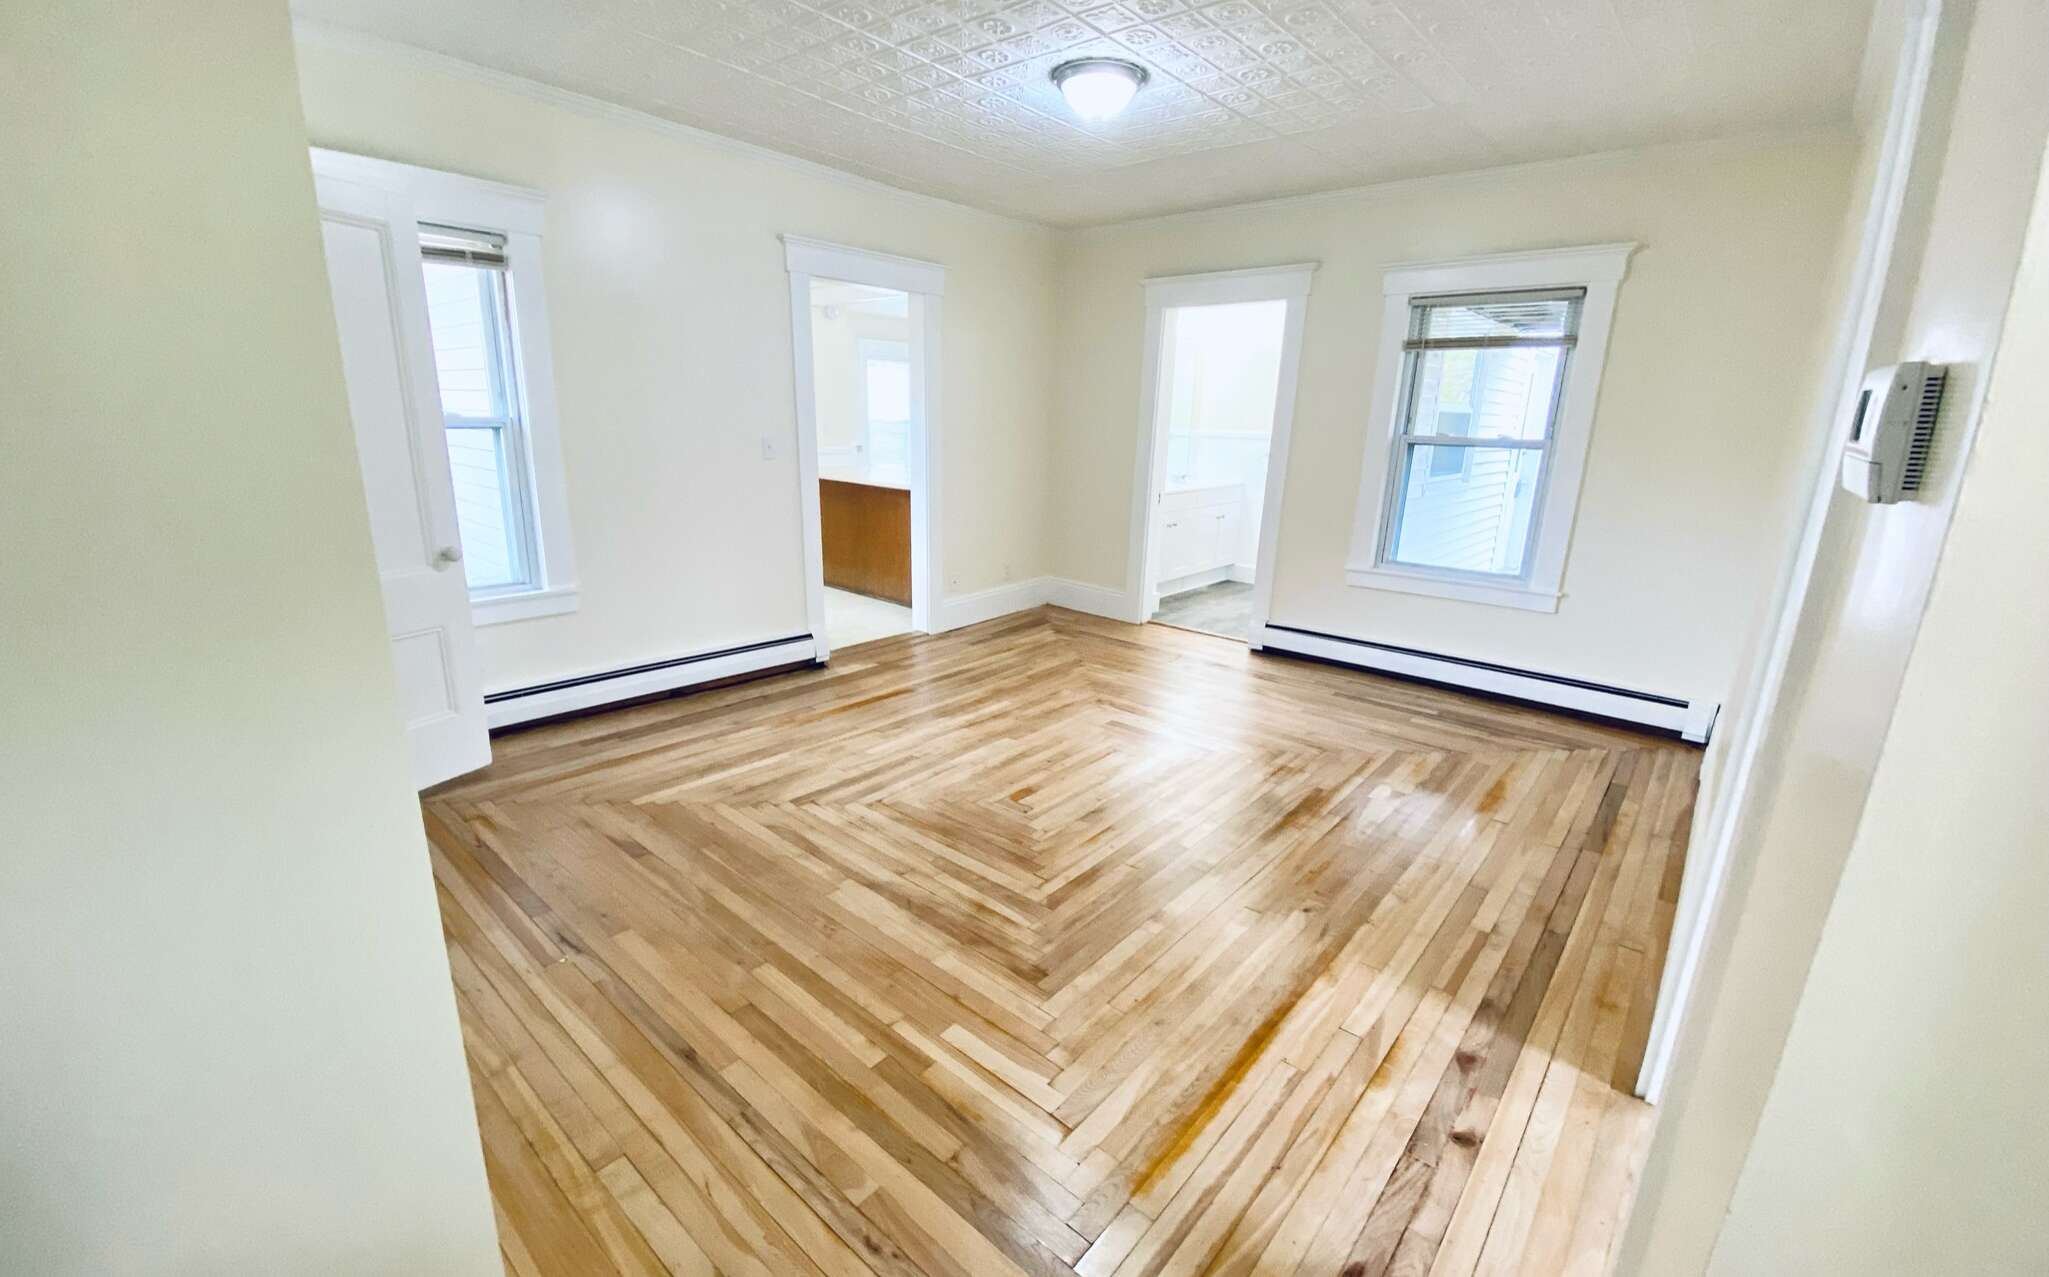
[1160,513,1203,580]
[316,173,491,789]
[1215,505,1241,568]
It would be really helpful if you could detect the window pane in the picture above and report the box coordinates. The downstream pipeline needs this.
[1390,445,1544,577]
[420,243,538,596]
[869,420,910,471]
[444,426,522,591]
[865,356,910,425]
[422,260,508,419]
[1405,345,1565,442]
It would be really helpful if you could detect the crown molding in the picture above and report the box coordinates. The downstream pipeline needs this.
[1068,124,1856,234]
[290,20,1052,234]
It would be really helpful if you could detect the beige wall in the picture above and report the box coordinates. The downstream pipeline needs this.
[1052,135,1858,707]
[295,31,1058,692]
[0,3,497,1272]
[1624,1,2049,1270]
[1708,134,2049,1271]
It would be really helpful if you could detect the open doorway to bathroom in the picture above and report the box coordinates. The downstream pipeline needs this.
[1130,264,1312,645]
[1147,299,1283,639]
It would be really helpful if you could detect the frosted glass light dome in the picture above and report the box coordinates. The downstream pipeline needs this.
[1051,58,1148,121]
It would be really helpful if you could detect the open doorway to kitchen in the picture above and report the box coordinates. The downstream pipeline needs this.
[809,279,916,648]
[784,237,944,660]
[1130,264,1313,644]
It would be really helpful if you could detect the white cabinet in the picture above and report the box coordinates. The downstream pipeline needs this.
[1153,482,1244,592]
[1157,511,1202,581]
[1213,503,1241,565]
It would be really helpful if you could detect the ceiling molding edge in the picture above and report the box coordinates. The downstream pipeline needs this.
[290,19,1056,234]
[1066,123,1858,234]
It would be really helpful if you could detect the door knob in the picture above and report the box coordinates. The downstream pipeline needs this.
[433,545,463,569]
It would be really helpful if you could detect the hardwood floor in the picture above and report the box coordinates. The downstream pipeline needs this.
[424,607,1694,1277]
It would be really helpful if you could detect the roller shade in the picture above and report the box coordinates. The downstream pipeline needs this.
[1405,288,1584,350]
[419,223,508,269]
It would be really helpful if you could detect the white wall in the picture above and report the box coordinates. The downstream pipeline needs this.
[1623,1,2049,1269]
[0,3,497,1272]
[294,29,1059,692]
[1053,134,1859,707]
[1707,138,2049,1270]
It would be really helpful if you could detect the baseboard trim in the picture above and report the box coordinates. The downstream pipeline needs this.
[484,635,818,728]
[1256,622,1717,742]
[932,576,1144,630]
[1047,577,1143,623]
[934,578,1052,632]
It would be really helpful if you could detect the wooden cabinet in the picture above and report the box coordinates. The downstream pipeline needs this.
[820,479,912,605]
[1154,483,1244,589]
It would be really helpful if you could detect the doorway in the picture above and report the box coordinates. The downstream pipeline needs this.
[1129,265,1314,645]
[784,238,944,660]
[810,280,915,647]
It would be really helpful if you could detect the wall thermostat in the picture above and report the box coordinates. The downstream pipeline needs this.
[1840,361,1946,503]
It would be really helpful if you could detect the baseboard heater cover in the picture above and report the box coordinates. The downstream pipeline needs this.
[484,634,818,728]
[1255,623,1717,743]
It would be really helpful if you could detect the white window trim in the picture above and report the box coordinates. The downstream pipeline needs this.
[309,148,578,626]
[1345,243,1635,613]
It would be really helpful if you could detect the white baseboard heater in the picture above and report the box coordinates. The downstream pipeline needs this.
[484,634,818,729]
[1254,623,1717,743]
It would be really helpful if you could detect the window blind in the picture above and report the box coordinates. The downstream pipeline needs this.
[1405,288,1584,350]
[419,223,509,269]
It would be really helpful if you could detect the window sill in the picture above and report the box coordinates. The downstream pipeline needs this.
[1344,565,1560,613]
[471,585,579,626]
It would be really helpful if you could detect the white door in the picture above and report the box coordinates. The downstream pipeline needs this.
[316,173,491,789]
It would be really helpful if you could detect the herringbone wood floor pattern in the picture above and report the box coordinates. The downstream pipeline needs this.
[426,607,1694,1277]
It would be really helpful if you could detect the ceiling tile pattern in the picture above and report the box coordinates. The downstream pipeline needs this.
[293,0,1873,224]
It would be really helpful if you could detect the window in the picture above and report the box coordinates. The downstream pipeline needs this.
[1384,290,1578,578]
[859,338,911,472]
[1348,244,1633,612]
[308,149,580,625]
[420,226,535,595]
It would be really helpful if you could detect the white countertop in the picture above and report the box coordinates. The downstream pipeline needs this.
[820,463,911,491]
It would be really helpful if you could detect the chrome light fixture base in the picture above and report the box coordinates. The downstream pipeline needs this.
[1049,57,1149,121]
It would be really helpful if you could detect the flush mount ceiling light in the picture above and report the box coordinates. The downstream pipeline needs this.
[1050,57,1149,121]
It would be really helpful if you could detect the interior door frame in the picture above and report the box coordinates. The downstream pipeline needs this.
[1125,263,1316,636]
[782,236,945,659]
[1632,0,1945,1103]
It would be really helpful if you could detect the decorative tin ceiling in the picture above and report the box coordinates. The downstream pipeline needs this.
[293,0,1874,225]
